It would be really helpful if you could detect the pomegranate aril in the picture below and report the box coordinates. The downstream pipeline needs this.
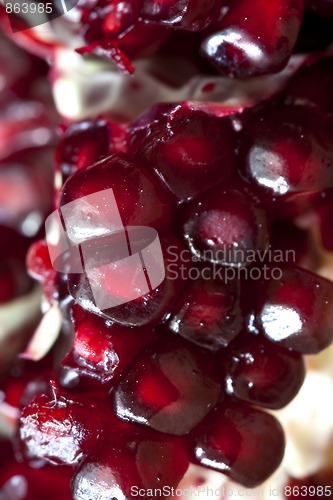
[55,120,110,183]
[182,180,270,267]
[26,239,59,304]
[224,332,305,409]
[80,17,169,70]
[71,426,189,500]
[19,388,106,466]
[201,0,304,78]
[112,338,221,435]
[0,441,73,500]
[131,104,236,201]
[252,266,333,354]
[140,0,220,31]
[62,308,155,383]
[240,105,333,216]
[67,233,186,327]
[168,275,243,350]
[189,401,285,487]
[61,153,173,233]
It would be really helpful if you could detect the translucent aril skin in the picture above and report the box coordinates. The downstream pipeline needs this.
[240,105,333,216]
[201,0,304,78]
[189,401,285,488]
[60,153,174,233]
[61,307,155,383]
[79,8,169,72]
[19,390,106,466]
[168,275,243,350]
[55,120,111,183]
[181,180,270,267]
[223,332,306,409]
[112,338,221,435]
[26,239,59,304]
[140,0,221,31]
[0,441,73,500]
[131,105,236,201]
[252,266,333,354]
[71,425,189,500]
[67,234,187,327]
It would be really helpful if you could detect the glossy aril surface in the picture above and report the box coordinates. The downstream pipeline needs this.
[0,441,72,500]
[132,104,236,201]
[252,266,333,354]
[190,401,285,487]
[140,0,220,31]
[61,153,173,233]
[72,426,189,500]
[112,338,220,435]
[19,388,106,466]
[182,181,270,266]
[26,239,59,303]
[201,0,304,77]
[224,332,306,409]
[67,234,186,327]
[56,120,111,183]
[240,105,333,216]
[62,307,155,383]
[168,275,243,350]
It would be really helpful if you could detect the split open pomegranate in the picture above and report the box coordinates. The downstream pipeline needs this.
[2,2,333,499]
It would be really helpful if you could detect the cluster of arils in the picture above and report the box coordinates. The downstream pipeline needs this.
[1,0,333,498]
[76,0,333,75]
[5,50,331,499]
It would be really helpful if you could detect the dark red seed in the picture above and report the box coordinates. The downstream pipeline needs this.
[132,104,235,201]
[168,275,243,350]
[140,0,221,31]
[189,401,285,487]
[71,425,189,500]
[182,180,270,267]
[223,332,305,409]
[0,440,73,500]
[112,338,221,435]
[60,153,174,233]
[201,0,304,77]
[55,120,110,182]
[67,234,186,327]
[240,105,333,217]
[252,266,333,354]
[62,307,155,383]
